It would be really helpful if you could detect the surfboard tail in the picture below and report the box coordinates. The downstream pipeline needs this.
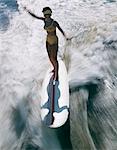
[41,60,69,128]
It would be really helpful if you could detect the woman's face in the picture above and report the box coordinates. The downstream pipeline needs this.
[44,14,51,18]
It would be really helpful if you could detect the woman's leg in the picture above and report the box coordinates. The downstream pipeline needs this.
[46,42,59,81]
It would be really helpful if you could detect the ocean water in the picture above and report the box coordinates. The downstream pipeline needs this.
[0,0,116,31]
[0,0,117,150]
[0,0,18,31]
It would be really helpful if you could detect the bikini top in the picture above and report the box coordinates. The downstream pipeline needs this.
[44,19,56,33]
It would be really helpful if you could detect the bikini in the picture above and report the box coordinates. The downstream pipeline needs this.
[44,19,58,45]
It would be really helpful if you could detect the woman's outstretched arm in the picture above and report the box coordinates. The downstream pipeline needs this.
[55,21,70,40]
[24,7,44,21]
[55,21,65,36]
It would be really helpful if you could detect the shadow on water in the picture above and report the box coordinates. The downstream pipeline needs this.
[21,142,41,150]
[12,102,72,150]
[87,82,105,149]
[54,117,73,150]
[41,116,73,150]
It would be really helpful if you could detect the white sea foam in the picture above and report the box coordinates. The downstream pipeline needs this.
[0,0,117,149]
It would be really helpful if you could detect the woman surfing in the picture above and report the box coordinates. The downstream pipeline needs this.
[24,7,68,81]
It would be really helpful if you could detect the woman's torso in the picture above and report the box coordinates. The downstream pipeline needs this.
[44,18,58,45]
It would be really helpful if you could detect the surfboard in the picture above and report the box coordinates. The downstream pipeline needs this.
[41,59,69,128]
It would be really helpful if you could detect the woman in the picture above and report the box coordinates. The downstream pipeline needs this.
[24,7,68,81]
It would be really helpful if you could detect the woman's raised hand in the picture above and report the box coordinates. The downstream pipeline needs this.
[23,7,31,13]
[23,6,27,11]
[64,34,72,41]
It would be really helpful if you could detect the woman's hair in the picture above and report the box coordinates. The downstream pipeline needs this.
[42,7,52,13]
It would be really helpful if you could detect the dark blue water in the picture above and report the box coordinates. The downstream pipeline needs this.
[0,0,18,31]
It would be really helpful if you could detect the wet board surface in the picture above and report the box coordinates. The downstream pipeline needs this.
[41,59,69,128]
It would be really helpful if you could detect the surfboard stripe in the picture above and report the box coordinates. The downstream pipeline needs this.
[41,59,69,128]
[51,83,55,124]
